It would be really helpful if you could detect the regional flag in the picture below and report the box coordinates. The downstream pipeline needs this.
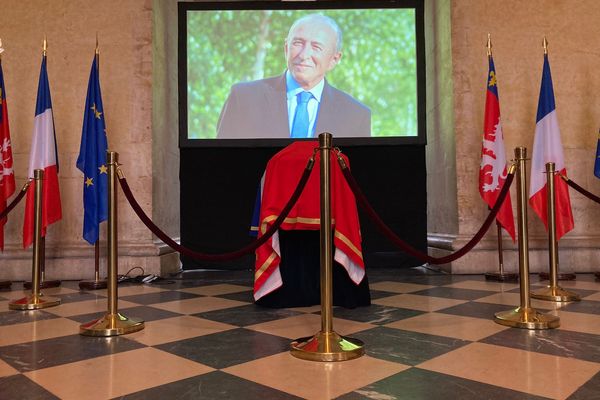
[479,55,515,241]
[23,54,62,248]
[529,53,574,240]
[76,54,108,244]
[0,56,16,251]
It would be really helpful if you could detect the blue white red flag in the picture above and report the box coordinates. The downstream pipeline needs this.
[479,56,515,240]
[529,53,573,240]
[0,56,16,251]
[23,54,62,248]
[76,54,108,244]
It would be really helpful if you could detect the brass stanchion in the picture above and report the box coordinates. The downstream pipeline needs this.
[485,222,518,282]
[290,133,364,362]
[80,151,144,336]
[494,147,559,329]
[531,162,580,302]
[79,241,107,290]
[9,169,60,310]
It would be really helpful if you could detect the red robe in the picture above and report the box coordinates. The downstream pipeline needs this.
[254,141,365,300]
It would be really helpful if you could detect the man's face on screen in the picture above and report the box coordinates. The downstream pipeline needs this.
[285,19,341,90]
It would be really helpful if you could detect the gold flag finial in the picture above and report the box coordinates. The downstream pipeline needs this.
[543,36,548,55]
[95,32,99,55]
[0,38,4,58]
[43,36,47,56]
[486,33,492,57]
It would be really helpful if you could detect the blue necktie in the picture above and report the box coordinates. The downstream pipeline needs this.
[291,91,312,138]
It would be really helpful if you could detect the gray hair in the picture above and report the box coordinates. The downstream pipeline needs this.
[287,14,343,52]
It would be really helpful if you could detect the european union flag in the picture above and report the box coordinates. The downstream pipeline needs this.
[76,54,108,244]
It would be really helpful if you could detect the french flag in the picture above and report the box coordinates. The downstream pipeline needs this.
[528,53,573,241]
[23,55,62,248]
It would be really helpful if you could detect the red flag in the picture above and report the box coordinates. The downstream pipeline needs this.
[0,57,16,251]
[479,56,515,241]
[529,53,573,240]
[23,55,62,248]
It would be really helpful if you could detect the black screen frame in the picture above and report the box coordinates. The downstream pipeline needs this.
[178,0,426,148]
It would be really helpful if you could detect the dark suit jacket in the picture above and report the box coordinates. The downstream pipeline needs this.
[217,73,371,138]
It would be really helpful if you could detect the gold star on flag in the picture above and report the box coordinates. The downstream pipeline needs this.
[90,103,103,119]
[98,164,107,174]
[85,177,93,187]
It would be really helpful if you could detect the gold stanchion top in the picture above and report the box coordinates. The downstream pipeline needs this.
[486,33,492,57]
[107,150,118,165]
[318,132,332,148]
[515,146,527,160]
[545,162,556,173]
[34,169,44,179]
[543,36,548,55]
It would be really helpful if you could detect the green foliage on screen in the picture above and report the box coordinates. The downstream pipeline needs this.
[187,9,417,139]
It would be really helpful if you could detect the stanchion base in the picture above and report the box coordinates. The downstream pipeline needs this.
[8,294,61,310]
[531,285,581,302]
[23,280,62,290]
[78,280,108,291]
[290,331,364,362]
[80,313,144,337]
[539,272,576,281]
[484,272,519,282]
[0,280,11,289]
[494,307,560,330]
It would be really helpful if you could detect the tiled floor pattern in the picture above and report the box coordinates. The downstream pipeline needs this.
[0,269,599,399]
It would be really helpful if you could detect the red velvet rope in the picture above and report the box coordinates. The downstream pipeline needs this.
[0,181,30,221]
[118,157,314,262]
[562,175,600,205]
[339,160,515,265]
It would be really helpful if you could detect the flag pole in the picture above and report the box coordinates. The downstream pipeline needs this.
[79,36,108,291]
[482,33,517,282]
[0,38,10,290]
[537,37,576,282]
[24,38,61,290]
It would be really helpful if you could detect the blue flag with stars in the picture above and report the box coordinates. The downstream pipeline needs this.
[76,54,108,244]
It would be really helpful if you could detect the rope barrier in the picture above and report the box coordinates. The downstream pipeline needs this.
[560,174,600,205]
[338,155,515,265]
[118,155,315,262]
[0,180,31,221]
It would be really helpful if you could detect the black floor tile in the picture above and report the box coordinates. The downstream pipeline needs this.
[559,299,600,315]
[0,374,60,400]
[481,327,600,363]
[155,328,290,369]
[194,304,301,327]
[330,304,423,325]
[115,370,302,400]
[120,290,201,305]
[67,305,182,324]
[0,334,145,372]
[412,286,496,300]
[217,290,255,303]
[437,301,514,319]
[337,367,551,400]
[350,326,470,366]
[0,310,59,326]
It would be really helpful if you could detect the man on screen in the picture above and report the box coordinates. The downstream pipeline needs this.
[217,14,371,139]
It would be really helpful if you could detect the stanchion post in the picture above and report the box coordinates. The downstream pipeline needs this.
[531,162,580,302]
[24,236,61,289]
[9,169,60,310]
[290,133,364,361]
[80,151,144,336]
[494,147,559,329]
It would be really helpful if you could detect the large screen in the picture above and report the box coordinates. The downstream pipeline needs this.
[178,1,425,147]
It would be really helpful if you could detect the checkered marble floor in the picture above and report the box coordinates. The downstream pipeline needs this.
[1,268,600,400]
